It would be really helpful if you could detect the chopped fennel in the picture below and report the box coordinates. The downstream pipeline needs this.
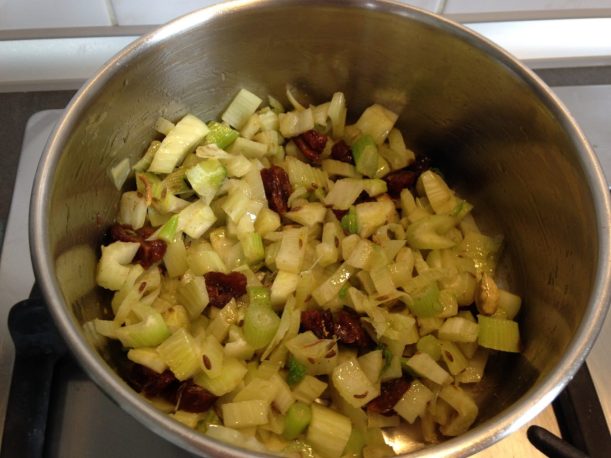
[94,87,524,456]
[110,158,131,190]
[154,116,175,136]
[148,114,209,174]
[221,88,263,129]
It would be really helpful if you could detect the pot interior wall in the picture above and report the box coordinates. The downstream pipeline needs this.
[45,0,598,445]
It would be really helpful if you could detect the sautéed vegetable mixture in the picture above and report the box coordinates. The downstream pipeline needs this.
[91,88,522,457]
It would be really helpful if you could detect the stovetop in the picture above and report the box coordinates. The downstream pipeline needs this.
[0,85,610,457]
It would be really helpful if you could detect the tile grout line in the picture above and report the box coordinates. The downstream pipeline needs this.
[436,0,449,15]
[103,0,118,27]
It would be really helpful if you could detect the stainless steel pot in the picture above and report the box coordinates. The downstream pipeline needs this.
[30,0,611,456]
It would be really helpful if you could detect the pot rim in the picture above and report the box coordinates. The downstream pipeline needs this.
[30,0,611,456]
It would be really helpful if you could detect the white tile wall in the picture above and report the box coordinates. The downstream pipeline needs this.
[444,0,611,16]
[0,36,136,91]
[1,0,608,31]
[397,0,442,13]
[469,18,611,61]
[110,0,222,26]
[110,0,442,26]
[0,0,112,29]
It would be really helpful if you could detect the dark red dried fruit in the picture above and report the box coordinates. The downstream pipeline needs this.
[302,130,327,152]
[261,165,292,215]
[367,377,412,415]
[176,380,218,413]
[384,169,418,197]
[383,154,433,197]
[204,271,248,308]
[142,369,179,400]
[137,239,167,269]
[110,223,167,268]
[136,225,157,240]
[111,224,141,243]
[124,362,151,391]
[301,309,335,339]
[293,137,320,163]
[294,130,327,163]
[334,309,373,349]
[127,364,180,402]
[331,140,353,164]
